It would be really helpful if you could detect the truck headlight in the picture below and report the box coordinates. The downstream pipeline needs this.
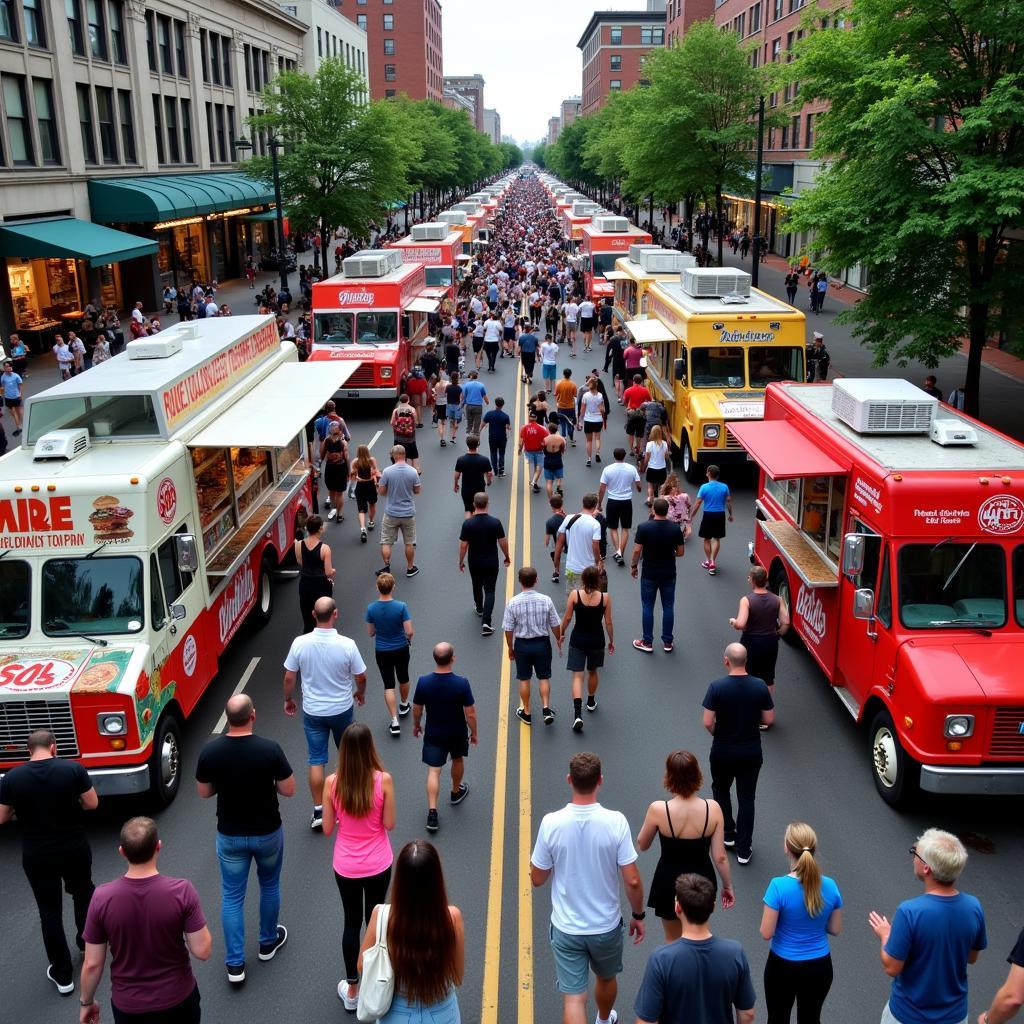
[380,366,393,379]
[943,714,974,739]
[703,424,721,441]
[98,713,127,736]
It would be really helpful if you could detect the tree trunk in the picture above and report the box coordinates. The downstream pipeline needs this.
[648,194,654,233]
[965,303,987,419]
[319,221,330,279]
[715,186,724,267]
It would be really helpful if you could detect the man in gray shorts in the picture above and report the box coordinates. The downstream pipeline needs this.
[377,445,421,578]
[531,752,646,1024]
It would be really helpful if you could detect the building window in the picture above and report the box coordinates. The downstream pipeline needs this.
[157,15,171,73]
[317,27,321,57]
[609,79,621,91]
[750,2,761,32]
[640,27,664,45]
[609,25,621,44]
[804,112,814,148]
[749,47,760,67]
[772,0,783,19]
[243,43,250,89]
[179,97,192,161]
[357,14,366,29]
[384,38,394,55]
[152,94,164,162]
[164,95,179,162]
[94,85,116,161]
[210,31,222,84]
[85,0,105,58]
[610,53,621,70]
[791,114,800,147]
[788,0,805,10]
[226,105,235,160]
[214,102,226,161]
[383,13,393,29]
[118,88,135,162]
[222,37,232,86]
[385,88,396,97]
[384,64,396,81]
[172,19,186,75]
[780,122,788,149]
[0,0,16,41]
[771,37,781,61]
[66,0,84,54]
[32,78,59,163]
[23,0,45,46]
[76,83,96,162]
[3,75,33,164]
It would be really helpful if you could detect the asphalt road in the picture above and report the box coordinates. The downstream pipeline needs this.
[3,344,1023,1024]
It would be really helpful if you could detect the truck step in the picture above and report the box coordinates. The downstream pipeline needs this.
[832,686,860,720]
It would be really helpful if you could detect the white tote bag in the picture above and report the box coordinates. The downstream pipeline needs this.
[357,903,395,1023]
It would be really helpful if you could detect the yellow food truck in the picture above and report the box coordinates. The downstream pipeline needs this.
[607,246,694,324]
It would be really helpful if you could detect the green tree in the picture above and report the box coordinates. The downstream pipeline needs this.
[500,142,523,168]
[245,59,417,263]
[532,141,547,168]
[546,119,601,189]
[786,0,1024,417]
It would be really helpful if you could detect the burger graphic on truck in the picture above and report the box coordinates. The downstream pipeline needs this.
[88,495,134,542]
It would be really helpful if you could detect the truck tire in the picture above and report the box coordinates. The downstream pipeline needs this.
[869,707,920,808]
[769,563,800,647]
[248,556,275,629]
[147,712,182,808]
[681,436,702,484]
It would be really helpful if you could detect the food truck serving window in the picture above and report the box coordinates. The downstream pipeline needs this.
[898,543,1007,629]
[0,560,31,639]
[42,556,144,636]
[28,394,159,444]
[425,267,453,288]
[749,347,804,388]
[692,347,744,388]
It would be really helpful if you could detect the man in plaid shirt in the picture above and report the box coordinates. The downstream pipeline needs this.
[503,566,563,727]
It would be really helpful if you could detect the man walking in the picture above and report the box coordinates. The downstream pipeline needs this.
[453,434,493,518]
[482,396,511,477]
[390,396,420,473]
[196,696,294,983]
[461,371,488,437]
[555,367,578,445]
[540,332,559,386]
[701,643,774,864]
[691,464,733,576]
[531,752,645,1024]
[806,331,831,383]
[0,729,97,996]
[459,492,511,635]
[79,818,212,1023]
[630,497,686,653]
[365,572,415,736]
[518,322,540,385]
[412,642,478,834]
[599,448,642,564]
[634,874,756,1024]
[283,597,367,831]
[503,565,563,726]
[869,828,987,1024]
[519,410,548,494]
[482,310,502,371]
[553,493,603,592]
[377,444,421,578]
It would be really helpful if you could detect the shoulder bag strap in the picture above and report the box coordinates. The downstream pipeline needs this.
[376,904,390,947]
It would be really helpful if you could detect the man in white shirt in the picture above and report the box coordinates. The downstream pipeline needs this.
[598,448,643,564]
[205,296,219,319]
[553,493,603,592]
[131,301,145,325]
[563,300,580,356]
[531,752,645,1024]
[469,292,485,318]
[282,598,367,831]
[578,298,597,354]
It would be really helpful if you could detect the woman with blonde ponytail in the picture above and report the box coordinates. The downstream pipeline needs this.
[759,822,842,1024]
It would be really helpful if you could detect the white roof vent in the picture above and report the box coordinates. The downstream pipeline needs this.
[592,215,629,233]
[411,222,449,241]
[680,267,752,299]
[33,428,90,461]
[127,332,185,360]
[931,418,978,447]
[452,201,481,215]
[831,379,936,435]
[639,250,692,274]
[438,211,468,226]
[343,249,403,278]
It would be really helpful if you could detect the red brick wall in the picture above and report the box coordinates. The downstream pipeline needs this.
[665,0,715,46]
[580,21,665,117]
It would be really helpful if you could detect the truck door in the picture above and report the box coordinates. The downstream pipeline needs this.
[149,527,206,680]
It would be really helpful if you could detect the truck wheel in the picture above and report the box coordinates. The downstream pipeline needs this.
[248,557,275,629]
[769,564,800,647]
[869,707,920,807]
[681,437,702,484]
[147,713,182,808]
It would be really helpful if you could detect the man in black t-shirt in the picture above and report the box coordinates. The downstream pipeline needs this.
[630,497,685,653]
[453,434,493,517]
[459,492,511,634]
[0,728,98,994]
[979,925,1024,1024]
[195,695,295,982]
[701,644,774,864]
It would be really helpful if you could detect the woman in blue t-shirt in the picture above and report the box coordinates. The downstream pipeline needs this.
[759,822,843,1024]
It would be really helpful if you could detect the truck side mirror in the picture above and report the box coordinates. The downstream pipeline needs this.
[853,588,875,620]
[841,534,865,577]
[169,602,187,621]
[673,357,686,383]
[174,534,199,574]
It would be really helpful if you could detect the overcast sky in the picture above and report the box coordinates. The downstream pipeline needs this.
[440,0,654,144]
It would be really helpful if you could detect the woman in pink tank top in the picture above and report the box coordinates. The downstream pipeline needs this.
[322,723,395,1010]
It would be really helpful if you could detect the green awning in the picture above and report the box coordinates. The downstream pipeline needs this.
[88,172,275,223]
[0,218,158,267]
[243,210,281,222]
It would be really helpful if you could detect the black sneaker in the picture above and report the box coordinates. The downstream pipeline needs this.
[405,565,420,578]
[426,809,439,832]
[551,571,560,583]
[481,623,494,635]
[388,720,400,736]
[227,963,246,985]
[374,564,391,577]
[475,606,484,617]
[572,716,583,733]
[46,965,74,995]
[450,782,469,805]
[310,808,323,831]
[258,925,288,961]
[398,700,411,717]
[595,453,601,463]
[516,707,532,725]
[543,706,556,725]
[586,696,597,712]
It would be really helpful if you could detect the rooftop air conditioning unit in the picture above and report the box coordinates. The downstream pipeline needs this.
[639,250,691,274]
[343,249,403,278]
[452,201,481,214]
[629,244,662,263]
[593,215,629,233]
[127,332,184,359]
[33,428,90,461]
[680,267,752,298]
[831,379,936,435]
[411,222,449,241]
[572,202,599,217]
[437,211,468,226]
[931,418,978,447]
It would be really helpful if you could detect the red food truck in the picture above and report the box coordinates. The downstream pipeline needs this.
[731,378,1024,805]
[580,216,652,301]
[310,249,438,399]
[387,222,465,303]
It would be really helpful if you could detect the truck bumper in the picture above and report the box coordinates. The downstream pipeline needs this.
[87,763,151,796]
[920,764,1024,795]
[335,386,399,400]
[698,448,750,465]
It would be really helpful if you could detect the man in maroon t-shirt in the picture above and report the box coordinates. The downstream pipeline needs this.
[518,411,548,493]
[79,817,211,1023]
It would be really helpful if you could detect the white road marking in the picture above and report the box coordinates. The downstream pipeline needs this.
[212,656,261,733]
[367,429,382,450]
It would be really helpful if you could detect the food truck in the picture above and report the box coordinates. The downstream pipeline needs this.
[732,378,1024,805]
[635,267,805,483]
[0,316,356,804]
[387,222,465,303]
[561,201,602,254]
[607,245,693,324]
[310,249,438,399]
[580,216,652,301]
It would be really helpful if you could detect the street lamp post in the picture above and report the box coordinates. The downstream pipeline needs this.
[751,95,765,289]
[235,135,289,292]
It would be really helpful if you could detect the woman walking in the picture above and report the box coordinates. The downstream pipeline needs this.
[294,515,335,633]
[433,374,449,446]
[577,376,607,467]
[320,421,349,523]
[729,565,790,706]
[322,724,396,1013]
[357,840,464,1023]
[640,425,670,505]
[637,750,735,942]
[349,444,380,543]
[446,372,463,446]
[559,565,613,734]
[759,822,842,1024]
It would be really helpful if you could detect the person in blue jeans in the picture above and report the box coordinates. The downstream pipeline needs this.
[482,397,511,477]
[195,695,295,983]
[630,497,685,653]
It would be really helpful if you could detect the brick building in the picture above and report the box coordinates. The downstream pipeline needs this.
[577,8,666,117]
[560,97,581,131]
[443,74,485,132]
[548,116,561,145]
[664,0,714,46]
[339,0,442,101]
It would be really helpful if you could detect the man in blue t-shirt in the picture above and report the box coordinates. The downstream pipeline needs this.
[690,464,733,575]
[635,873,756,1024]
[482,397,511,477]
[412,642,477,834]
[869,828,987,1024]
[365,572,414,736]
[517,327,539,385]
[460,372,489,437]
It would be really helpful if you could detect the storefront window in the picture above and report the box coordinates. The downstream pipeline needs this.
[690,347,744,388]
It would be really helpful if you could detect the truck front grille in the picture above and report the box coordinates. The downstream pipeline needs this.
[989,707,1024,758]
[346,363,377,388]
[724,428,744,450]
[0,699,79,762]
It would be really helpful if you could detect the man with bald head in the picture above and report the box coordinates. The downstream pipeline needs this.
[196,696,295,983]
[701,643,774,866]
[412,642,478,834]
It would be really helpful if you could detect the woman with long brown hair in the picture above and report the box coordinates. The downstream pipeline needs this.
[322,723,395,1012]
[357,839,464,1022]
[349,443,380,543]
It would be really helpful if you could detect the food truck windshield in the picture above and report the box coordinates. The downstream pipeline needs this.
[689,346,804,388]
[314,311,399,346]
[591,252,623,276]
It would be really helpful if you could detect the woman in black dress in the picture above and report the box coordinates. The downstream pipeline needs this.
[293,514,335,633]
[637,750,735,942]
[320,421,349,522]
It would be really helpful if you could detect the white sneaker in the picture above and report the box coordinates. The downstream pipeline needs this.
[337,980,358,1011]
[596,1011,618,1024]
[327,508,337,521]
